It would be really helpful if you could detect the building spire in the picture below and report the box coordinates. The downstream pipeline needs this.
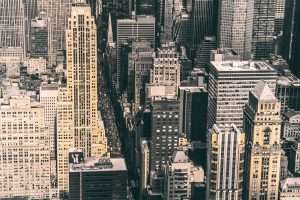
[107,13,114,44]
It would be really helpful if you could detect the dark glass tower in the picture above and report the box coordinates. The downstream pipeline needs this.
[252,0,276,59]
[282,0,300,77]
[191,0,216,47]
[69,157,128,200]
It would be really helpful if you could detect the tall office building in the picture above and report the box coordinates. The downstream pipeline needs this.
[207,55,278,130]
[244,82,282,200]
[37,0,72,64]
[57,2,107,195]
[30,14,49,59]
[127,41,154,112]
[40,83,58,176]
[173,12,192,53]
[179,86,208,142]
[57,88,74,194]
[24,0,38,54]
[161,0,173,42]
[116,15,155,93]
[150,96,180,171]
[191,0,216,47]
[252,0,276,59]
[0,0,25,59]
[150,42,181,95]
[282,0,300,77]
[275,0,286,34]
[217,0,254,59]
[0,96,50,199]
[194,36,217,68]
[66,1,107,157]
[207,124,245,200]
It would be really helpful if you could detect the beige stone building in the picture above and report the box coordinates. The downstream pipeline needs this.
[57,87,74,194]
[57,1,107,195]
[244,81,282,200]
[0,96,50,198]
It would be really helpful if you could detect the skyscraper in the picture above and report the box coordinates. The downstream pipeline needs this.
[150,96,180,171]
[191,0,216,47]
[57,87,74,194]
[0,0,25,59]
[274,0,286,34]
[283,0,300,77]
[207,53,278,129]
[66,1,107,157]
[217,0,254,59]
[127,41,154,112]
[116,15,155,93]
[244,82,281,200]
[179,86,208,142]
[30,14,49,59]
[37,0,72,64]
[0,96,50,199]
[207,124,245,200]
[40,83,58,176]
[57,2,107,195]
[23,0,38,54]
[252,0,276,59]
[161,0,173,42]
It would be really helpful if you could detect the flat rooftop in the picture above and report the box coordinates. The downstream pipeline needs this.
[70,157,127,172]
[211,60,275,72]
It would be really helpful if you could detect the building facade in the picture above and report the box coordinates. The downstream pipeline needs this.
[207,124,245,200]
[150,42,181,95]
[0,96,50,199]
[207,58,278,130]
[69,157,128,200]
[179,86,208,142]
[56,87,74,195]
[40,83,58,180]
[282,0,300,77]
[252,0,276,59]
[289,139,300,174]
[37,0,72,64]
[282,110,300,140]
[244,82,282,200]
[217,0,254,59]
[116,15,155,93]
[30,15,49,59]
[280,177,300,200]
[66,2,107,157]
[150,97,180,171]
[166,150,204,200]
[0,0,25,59]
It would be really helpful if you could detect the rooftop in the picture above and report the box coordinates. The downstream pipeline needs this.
[172,151,189,163]
[252,81,276,101]
[211,60,275,72]
[281,177,300,191]
[70,157,127,172]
